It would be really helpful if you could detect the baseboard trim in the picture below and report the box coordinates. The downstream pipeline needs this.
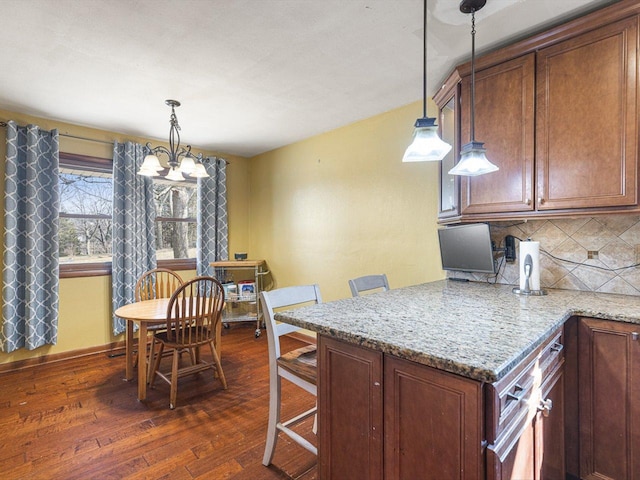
[0,341,126,373]
[2,330,317,373]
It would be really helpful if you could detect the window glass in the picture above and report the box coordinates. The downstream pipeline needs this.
[58,153,198,276]
[59,169,112,264]
[153,179,197,260]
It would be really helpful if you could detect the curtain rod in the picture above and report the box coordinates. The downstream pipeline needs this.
[0,120,110,145]
[0,121,229,163]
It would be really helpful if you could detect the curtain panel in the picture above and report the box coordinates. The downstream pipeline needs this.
[2,122,60,353]
[197,158,228,276]
[111,142,157,335]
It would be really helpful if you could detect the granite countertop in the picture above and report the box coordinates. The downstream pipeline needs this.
[274,280,640,383]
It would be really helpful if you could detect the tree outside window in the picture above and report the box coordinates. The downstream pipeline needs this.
[58,153,197,277]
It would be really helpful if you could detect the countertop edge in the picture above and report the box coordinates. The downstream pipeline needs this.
[275,294,640,384]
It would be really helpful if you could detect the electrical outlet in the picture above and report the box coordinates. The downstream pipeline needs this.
[587,250,599,260]
[505,235,516,263]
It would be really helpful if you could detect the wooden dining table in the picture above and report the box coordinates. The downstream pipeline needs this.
[114,298,223,401]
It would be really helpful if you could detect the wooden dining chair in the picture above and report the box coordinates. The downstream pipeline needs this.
[134,268,184,380]
[259,284,322,466]
[149,276,227,409]
[348,273,390,297]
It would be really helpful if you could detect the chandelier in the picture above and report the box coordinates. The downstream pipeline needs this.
[137,99,210,181]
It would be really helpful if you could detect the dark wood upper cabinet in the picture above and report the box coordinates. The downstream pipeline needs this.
[437,1,640,222]
[536,16,638,210]
[434,70,461,220]
[459,54,535,215]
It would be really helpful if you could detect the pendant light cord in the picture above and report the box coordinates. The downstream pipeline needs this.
[422,0,427,119]
[470,9,477,141]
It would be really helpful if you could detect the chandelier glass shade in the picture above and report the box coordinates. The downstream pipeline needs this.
[402,0,452,163]
[137,100,209,181]
[449,0,499,176]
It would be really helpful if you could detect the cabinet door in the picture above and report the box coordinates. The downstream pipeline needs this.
[578,317,640,479]
[460,54,535,214]
[536,365,565,479]
[487,414,536,480]
[486,365,565,480]
[536,17,638,210]
[318,336,383,480]
[435,70,461,219]
[383,356,483,480]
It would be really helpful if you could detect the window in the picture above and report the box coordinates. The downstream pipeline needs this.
[153,178,197,263]
[59,153,197,278]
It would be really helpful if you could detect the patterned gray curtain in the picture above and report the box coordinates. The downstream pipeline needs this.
[2,122,60,352]
[111,142,157,335]
[197,158,228,276]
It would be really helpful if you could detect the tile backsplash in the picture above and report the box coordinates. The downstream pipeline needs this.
[448,215,640,296]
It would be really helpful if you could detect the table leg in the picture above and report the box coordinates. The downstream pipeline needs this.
[125,319,134,381]
[138,322,148,401]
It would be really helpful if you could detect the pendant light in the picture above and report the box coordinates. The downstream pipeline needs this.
[402,0,452,162]
[448,0,499,176]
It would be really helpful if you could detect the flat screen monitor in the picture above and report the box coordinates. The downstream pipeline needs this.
[438,223,496,274]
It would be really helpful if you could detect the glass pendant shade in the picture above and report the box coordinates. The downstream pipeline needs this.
[402,0,452,163]
[165,167,185,182]
[403,117,453,162]
[179,156,195,174]
[450,1,499,177]
[189,163,209,178]
[137,166,159,177]
[137,154,163,176]
[448,141,498,176]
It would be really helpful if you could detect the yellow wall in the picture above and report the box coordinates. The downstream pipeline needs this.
[0,99,447,364]
[0,109,252,364]
[249,101,445,302]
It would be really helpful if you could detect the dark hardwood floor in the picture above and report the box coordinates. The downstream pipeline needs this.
[0,323,317,479]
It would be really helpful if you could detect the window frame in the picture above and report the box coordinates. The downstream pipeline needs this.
[59,152,197,279]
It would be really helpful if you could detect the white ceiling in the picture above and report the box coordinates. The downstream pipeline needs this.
[0,0,618,157]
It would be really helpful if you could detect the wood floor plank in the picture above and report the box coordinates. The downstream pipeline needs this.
[0,323,317,479]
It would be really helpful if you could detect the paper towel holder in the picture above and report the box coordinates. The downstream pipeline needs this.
[512,239,547,296]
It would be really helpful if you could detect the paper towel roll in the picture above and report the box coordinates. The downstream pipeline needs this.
[519,240,541,291]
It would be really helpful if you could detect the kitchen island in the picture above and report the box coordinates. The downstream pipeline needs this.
[275,280,640,479]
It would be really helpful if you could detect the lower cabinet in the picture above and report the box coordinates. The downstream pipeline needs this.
[318,327,565,480]
[318,335,482,480]
[318,335,384,479]
[317,317,640,479]
[383,355,483,479]
[486,362,565,480]
[578,317,640,480]
[485,328,565,480]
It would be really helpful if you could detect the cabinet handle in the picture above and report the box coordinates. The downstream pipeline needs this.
[632,332,639,341]
[538,198,545,205]
[550,342,564,353]
[525,198,531,206]
[506,383,525,402]
[537,398,553,417]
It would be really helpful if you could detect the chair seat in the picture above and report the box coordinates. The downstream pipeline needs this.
[153,326,212,348]
[278,344,317,386]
